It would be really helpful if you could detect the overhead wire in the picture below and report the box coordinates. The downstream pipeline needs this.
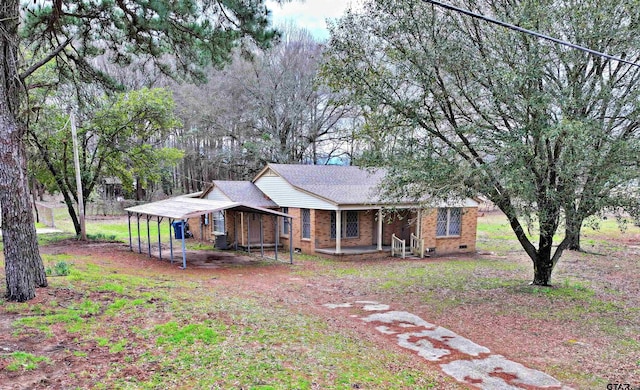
[421,0,640,69]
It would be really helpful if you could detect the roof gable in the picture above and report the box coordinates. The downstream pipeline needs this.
[206,180,278,208]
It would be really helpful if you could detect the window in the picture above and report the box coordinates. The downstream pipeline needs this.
[281,207,290,235]
[301,209,311,239]
[436,208,462,237]
[331,211,359,239]
[213,211,225,234]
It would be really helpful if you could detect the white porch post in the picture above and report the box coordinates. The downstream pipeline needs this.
[377,208,383,251]
[335,210,342,254]
[417,209,422,238]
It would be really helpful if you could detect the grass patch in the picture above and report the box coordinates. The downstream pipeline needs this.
[87,233,118,241]
[4,352,50,371]
[520,279,596,300]
[96,282,125,294]
[154,321,225,347]
[45,260,72,276]
[37,232,75,245]
[335,258,523,293]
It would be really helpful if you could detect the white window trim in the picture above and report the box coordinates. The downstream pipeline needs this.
[212,211,225,235]
[331,211,359,239]
[436,208,462,237]
[301,208,311,240]
[281,207,290,236]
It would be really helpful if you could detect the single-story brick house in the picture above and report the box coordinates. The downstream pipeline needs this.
[190,163,478,259]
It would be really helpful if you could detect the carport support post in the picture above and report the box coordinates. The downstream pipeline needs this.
[146,215,152,257]
[169,218,174,264]
[181,219,187,269]
[377,208,383,251]
[234,213,238,251]
[289,217,293,264]
[157,216,163,260]
[247,213,251,254]
[200,215,204,241]
[260,214,264,257]
[127,212,132,251]
[274,216,279,262]
[136,213,142,254]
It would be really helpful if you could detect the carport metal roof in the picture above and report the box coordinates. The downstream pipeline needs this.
[125,197,291,220]
[124,197,293,269]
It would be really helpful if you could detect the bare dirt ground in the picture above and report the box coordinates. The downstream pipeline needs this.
[1,227,639,389]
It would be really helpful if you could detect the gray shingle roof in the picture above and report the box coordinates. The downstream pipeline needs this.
[266,164,388,205]
[212,180,278,208]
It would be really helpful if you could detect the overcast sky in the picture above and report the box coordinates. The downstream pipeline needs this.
[265,0,361,41]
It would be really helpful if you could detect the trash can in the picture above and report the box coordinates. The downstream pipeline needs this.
[172,221,184,239]
[215,234,228,250]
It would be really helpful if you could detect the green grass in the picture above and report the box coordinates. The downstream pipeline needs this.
[45,260,72,276]
[2,207,638,389]
[154,321,225,347]
[1,251,445,388]
[520,279,596,300]
[4,351,50,371]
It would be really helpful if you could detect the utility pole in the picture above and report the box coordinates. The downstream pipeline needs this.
[70,112,87,240]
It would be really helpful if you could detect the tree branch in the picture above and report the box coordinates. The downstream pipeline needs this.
[19,37,71,81]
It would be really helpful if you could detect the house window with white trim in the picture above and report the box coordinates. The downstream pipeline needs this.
[213,211,225,234]
[436,208,462,237]
[281,207,289,235]
[331,211,359,239]
[301,209,311,239]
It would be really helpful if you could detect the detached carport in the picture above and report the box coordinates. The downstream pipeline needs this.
[125,197,294,268]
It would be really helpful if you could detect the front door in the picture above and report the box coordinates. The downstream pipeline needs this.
[399,210,413,242]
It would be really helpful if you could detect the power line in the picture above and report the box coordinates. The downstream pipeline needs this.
[422,0,640,69]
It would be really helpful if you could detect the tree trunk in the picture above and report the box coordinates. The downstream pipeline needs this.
[1,0,47,301]
[531,254,554,286]
[61,193,81,236]
[566,229,581,251]
[565,217,582,251]
[135,176,144,201]
[0,117,48,300]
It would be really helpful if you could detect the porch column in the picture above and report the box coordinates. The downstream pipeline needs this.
[417,209,422,238]
[335,210,342,254]
[377,208,383,250]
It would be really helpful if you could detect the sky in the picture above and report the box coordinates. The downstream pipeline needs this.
[265,0,361,41]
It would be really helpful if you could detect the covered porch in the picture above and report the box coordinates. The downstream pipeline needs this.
[318,207,427,258]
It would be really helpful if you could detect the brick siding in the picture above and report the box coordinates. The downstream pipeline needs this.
[421,207,477,255]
